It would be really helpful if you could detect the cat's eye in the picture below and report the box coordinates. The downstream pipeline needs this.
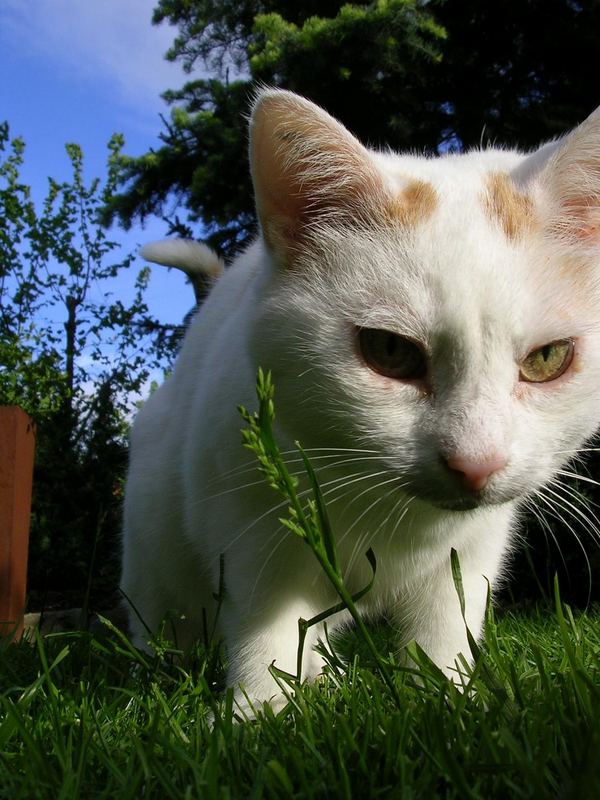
[519,339,574,383]
[358,327,427,381]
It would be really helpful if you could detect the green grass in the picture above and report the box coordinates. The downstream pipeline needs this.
[0,604,599,799]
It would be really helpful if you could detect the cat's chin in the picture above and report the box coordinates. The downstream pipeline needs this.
[410,481,517,512]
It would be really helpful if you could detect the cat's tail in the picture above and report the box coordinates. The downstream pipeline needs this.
[140,239,225,305]
[140,239,225,281]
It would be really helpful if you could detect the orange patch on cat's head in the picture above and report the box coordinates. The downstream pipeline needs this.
[484,172,536,241]
[385,180,438,227]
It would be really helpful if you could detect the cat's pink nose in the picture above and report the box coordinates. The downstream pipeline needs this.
[445,455,507,492]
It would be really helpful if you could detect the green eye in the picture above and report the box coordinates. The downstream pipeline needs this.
[519,339,574,383]
[358,328,427,381]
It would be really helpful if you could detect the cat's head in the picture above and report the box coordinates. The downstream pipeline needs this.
[248,89,600,512]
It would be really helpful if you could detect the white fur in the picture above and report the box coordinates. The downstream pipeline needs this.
[122,90,600,713]
[140,239,225,279]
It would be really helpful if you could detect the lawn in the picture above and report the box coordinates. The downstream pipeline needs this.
[0,600,599,799]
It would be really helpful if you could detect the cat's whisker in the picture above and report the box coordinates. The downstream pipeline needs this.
[548,473,600,516]
[313,476,406,583]
[337,475,407,547]
[321,469,394,503]
[545,480,600,545]
[232,469,389,558]
[297,366,317,379]
[250,525,294,605]
[552,447,600,456]
[555,469,600,490]
[344,481,411,579]
[318,475,408,538]
[375,487,413,548]
[338,477,405,550]
[251,472,402,601]
[247,480,347,603]
[199,458,378,502]
[386,501,413,552]
[344,527,378,587]
[551,480,600,526]
[199,449,385,500]
[203,446,376,484]
[199,476,288,503]
[199,449,306,490]
[525,494,572,576]
[316,470,390,502]
[246,470,390,558]
[536,486,596,547]
[301,455,386,479]
[218,496,294,555]
[293,446,381,455]
[533,488,593,604]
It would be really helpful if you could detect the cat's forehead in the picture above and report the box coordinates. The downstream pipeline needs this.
[374,147,532,237]
[367,148,591,321]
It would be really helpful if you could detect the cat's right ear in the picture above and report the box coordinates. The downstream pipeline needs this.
[249,89,386,266]
[534,107,600,256]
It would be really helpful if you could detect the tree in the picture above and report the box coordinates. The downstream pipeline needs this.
[104,0,600,261]
[433,0,600,148]
[0,123,66,418]
[0,124,174,607]
[0,125,172,422]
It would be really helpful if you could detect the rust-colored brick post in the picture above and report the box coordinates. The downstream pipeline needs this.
[0,407,35,640]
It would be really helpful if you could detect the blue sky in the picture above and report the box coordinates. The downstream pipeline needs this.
[0,0,199,324]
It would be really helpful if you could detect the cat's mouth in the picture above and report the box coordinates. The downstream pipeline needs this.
[409,479,512,512]
[431,497,481,512]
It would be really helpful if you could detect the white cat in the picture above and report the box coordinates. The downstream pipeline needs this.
[122,89,600,713]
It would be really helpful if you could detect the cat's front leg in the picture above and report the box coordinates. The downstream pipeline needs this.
[221,599,328,717]
[391,535,508,679]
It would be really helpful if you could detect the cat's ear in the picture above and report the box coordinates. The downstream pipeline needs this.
[535,107,600,253]
[249,89,386,264]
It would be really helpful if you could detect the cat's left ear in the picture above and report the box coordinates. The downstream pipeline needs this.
[249,89,388,265]
[534,107,600,253]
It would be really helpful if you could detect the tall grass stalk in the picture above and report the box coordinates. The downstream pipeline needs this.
[239,368,402,705]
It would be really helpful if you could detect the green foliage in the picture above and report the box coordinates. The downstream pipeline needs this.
[102,78,256,256]
[0,124,176,607]
[28,383,128,607]
[0,123,65,417]
[248,1,446,148]
[0,124,168,421]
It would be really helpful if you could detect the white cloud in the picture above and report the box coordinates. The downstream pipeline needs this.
[0,0,185,114]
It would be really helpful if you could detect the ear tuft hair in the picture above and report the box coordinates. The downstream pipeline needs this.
[249,89,387,264]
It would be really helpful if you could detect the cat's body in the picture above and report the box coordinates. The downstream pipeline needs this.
[122,90,600,711]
